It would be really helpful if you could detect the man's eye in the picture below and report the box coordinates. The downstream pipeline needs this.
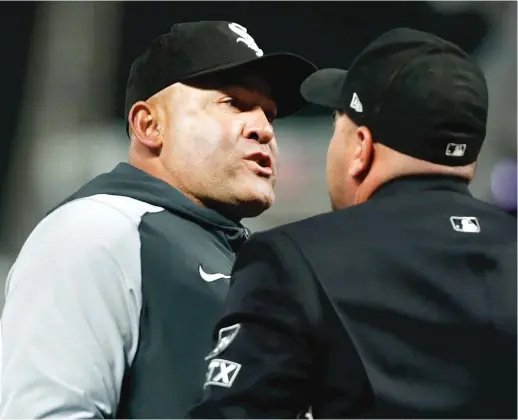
[224,98,239,108]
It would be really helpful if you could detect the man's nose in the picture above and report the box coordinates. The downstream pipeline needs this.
[242,115,274,144]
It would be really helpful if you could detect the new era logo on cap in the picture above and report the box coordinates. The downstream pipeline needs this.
[350,92,363,113]
[228,23,263,57]
[445,143,467,157]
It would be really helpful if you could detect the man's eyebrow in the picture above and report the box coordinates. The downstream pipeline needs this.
[200,73,276,116]
[219,80,276,105]
[219,80,271,95]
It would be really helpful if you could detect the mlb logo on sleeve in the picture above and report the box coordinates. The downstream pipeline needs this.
[450,216,480,233]
[204,358,241,388]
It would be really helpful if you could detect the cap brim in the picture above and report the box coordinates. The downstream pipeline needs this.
[182,53,318,118]
[300,68,348,110]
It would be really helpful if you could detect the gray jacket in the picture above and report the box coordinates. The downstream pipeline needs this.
[0,162,250,418]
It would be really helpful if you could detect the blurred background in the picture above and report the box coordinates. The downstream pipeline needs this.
[0,1,516,304]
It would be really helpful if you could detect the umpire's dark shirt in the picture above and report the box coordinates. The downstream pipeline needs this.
[189,175,517,419]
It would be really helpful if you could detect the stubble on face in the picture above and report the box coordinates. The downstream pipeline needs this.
[147,74,279,219]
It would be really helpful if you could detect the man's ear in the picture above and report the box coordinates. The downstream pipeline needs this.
[128,101,162,149]
[348,125,374,178]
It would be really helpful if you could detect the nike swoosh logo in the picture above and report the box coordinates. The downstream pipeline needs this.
[199,266,231,282]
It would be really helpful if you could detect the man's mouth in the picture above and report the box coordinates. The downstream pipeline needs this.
[243,152,273,177]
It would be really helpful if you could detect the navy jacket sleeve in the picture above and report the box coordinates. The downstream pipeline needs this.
[189,230,321,419]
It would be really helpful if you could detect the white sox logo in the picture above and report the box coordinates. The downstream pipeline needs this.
[228,23,263,57]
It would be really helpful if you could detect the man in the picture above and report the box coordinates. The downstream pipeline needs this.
[189,28,517,418]
[0,21,317,418]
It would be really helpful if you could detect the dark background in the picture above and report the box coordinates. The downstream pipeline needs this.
[0,1,490,188]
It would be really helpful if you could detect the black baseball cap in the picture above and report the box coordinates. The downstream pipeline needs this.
[125,21,317,122]
[301,28,489,166]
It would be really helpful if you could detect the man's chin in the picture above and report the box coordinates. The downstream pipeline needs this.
[204,188,275,221]
[236,192,275,218]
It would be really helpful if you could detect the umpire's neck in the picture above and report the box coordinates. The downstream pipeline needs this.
[351,143,476,206]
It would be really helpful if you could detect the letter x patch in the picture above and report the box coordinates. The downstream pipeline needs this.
[203,358,241,388]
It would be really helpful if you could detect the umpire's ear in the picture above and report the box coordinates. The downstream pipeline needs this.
[128,101,163,149]
[348,125,373,178]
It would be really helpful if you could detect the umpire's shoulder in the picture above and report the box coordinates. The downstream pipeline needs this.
[247,208,355,250]
[242,210,354,269]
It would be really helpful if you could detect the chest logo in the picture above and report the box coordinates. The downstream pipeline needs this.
[199,265,231,282]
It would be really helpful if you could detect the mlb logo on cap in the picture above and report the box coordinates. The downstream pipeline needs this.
[445,143,467,157]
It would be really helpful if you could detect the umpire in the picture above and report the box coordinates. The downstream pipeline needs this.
[189,28,517,418]
[0,21,316,418]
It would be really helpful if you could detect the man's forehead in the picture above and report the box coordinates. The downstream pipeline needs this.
[186,70,273,98]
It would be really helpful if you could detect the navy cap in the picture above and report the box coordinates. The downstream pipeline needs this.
[301,28,489,166]
[125,21,318,120]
